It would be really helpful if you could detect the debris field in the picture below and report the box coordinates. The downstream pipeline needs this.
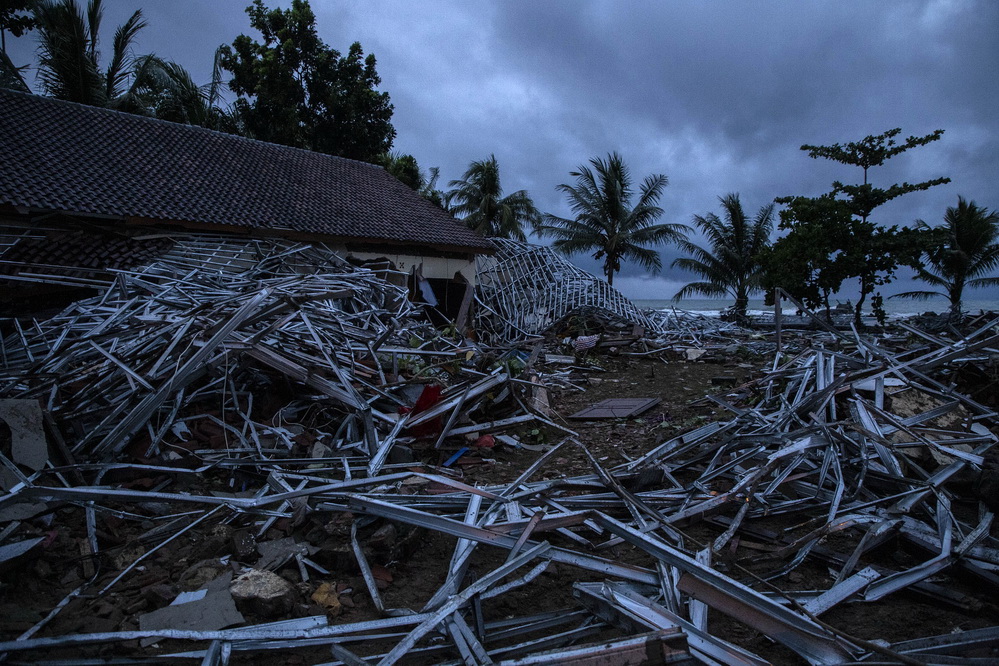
[1,239,999,664]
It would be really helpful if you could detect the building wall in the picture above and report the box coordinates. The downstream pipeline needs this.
[343,250,478,285]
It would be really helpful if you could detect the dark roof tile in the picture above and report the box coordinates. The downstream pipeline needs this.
[0,89,493,253]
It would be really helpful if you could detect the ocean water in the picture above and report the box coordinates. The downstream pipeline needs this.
[634,297,999,318]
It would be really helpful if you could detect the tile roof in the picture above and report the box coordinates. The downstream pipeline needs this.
[0,89,493,253]
[0,230,174,278]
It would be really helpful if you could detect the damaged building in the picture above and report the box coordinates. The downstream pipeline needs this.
[0,88,493,323]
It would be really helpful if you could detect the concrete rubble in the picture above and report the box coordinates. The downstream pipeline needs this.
[0,239,998,664]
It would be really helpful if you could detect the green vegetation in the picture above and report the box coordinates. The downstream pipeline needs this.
[763,128,950,326]
[537,152,688,287]
[4,0,395,164]
[220,0,394,162]
[673,193,775,323]
[33,0,152,109]
[3,0,231,127]
[893,197,999,318]
[446,155,541,240]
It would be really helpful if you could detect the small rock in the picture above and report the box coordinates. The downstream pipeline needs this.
[94,601,116,618]
[196,524,234,558]
[109,544,146,571]
[371,565,393,591]
[124,597,149,615]
[230,569,297,618]
[368,523,397,550]
[141,583,175,606]
[178,559,228,591]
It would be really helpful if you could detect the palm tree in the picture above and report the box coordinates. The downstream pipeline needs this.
[145,47,235,131]
[420,166,447,209]
[446,155,540,240]
[893,196,999,318]
[536,152,688,286]
[31,0,229,127]
[33,0,146,107]
[672,194,775,322]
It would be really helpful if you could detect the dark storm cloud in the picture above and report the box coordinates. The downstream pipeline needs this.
[6,0,997,298]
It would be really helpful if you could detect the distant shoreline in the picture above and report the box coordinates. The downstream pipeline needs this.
[634,297,999,319]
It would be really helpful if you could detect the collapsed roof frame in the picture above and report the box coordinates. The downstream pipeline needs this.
[474,239,653,344]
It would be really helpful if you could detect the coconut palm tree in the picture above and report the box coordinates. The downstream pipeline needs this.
[672,194,775,322]
[893,196,999,318]
[32,1,233,128]
[536,152,688,286]
[446,155,540,240]
[144,47,235,131]
[33,0,146,107]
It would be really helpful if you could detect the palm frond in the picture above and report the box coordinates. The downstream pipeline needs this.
[85,0,100,58]
[890,290,945,301]
[104,8,145,99]
[35,0,103,104]
[968,276,999,289]
[673,193,773,316]
[674,281,729,301]
[0,50,31,92]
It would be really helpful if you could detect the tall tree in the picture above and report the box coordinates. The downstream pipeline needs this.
[673,194,775,322]
[0,0,35,92]
[220,0,394,162]
[766,128,949,326]
[378,154,448,208]
[537,152,688,286]
[893,197,999,318]
[446,155,540,240]
[760,195,854,315]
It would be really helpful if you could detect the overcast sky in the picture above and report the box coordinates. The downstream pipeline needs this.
[7,0,998,302]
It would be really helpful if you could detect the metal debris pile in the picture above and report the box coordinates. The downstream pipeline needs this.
[1,240,999,663]
[474,239,652,344]
[644,307,756,348]
[0,237,509,474]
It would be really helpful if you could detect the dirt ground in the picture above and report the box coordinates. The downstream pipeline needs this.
[2,346,998,664]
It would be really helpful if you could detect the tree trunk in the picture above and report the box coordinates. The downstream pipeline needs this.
[950,280,964,320]
[734,292,749,325]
